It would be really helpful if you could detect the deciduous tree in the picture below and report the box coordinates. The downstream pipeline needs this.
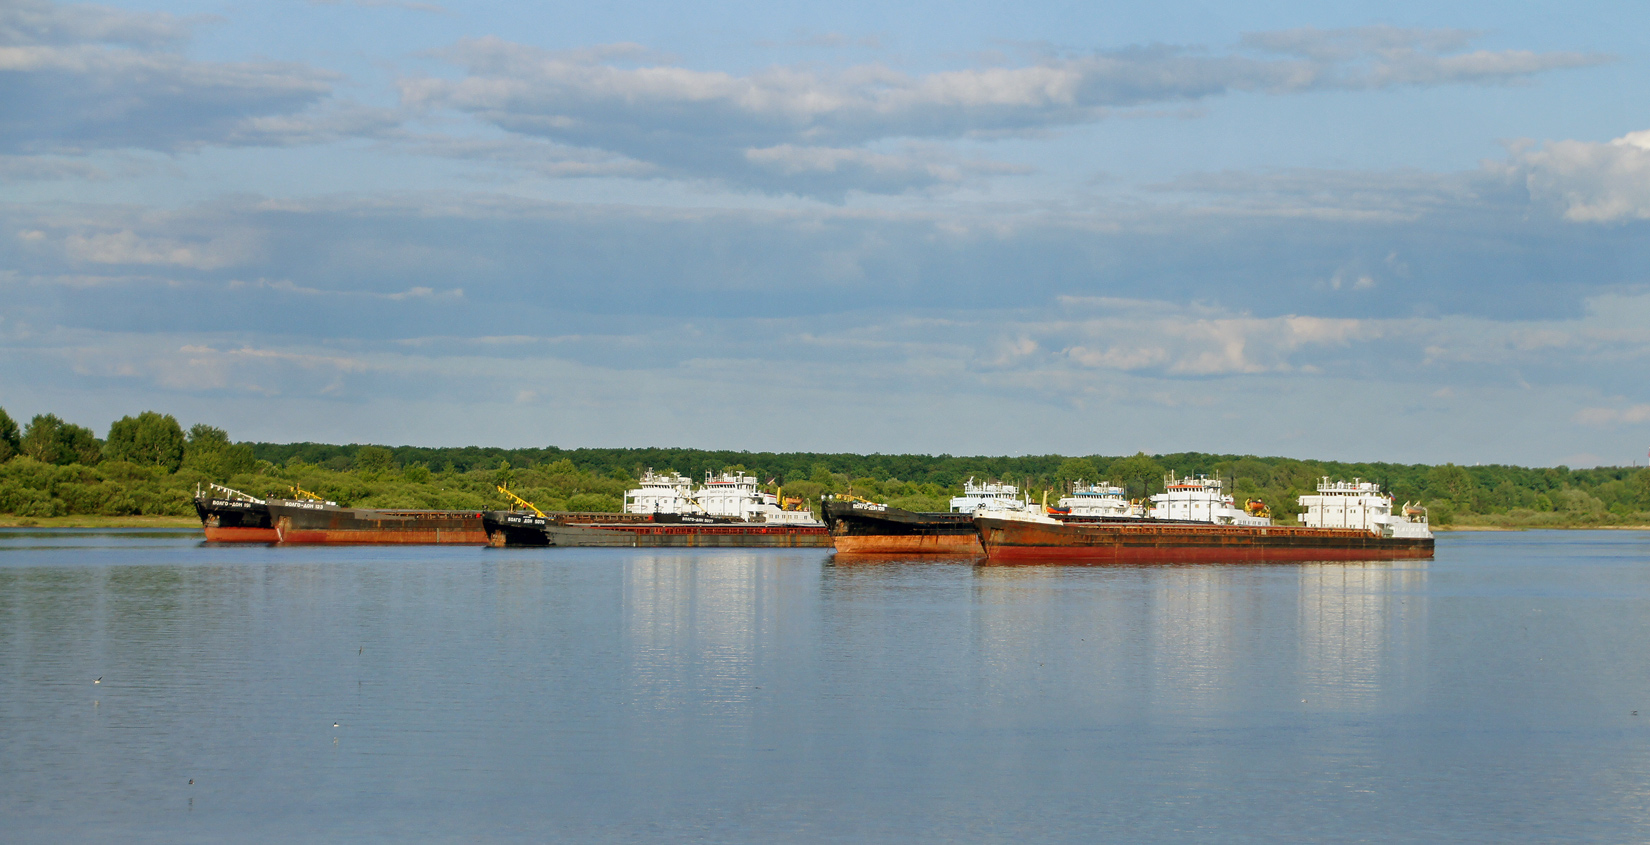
[0,408,19,462]
[106,412,186,471]
[23,414,103,466]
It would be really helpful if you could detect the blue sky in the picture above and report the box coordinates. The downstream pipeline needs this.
[3,0,1648,466]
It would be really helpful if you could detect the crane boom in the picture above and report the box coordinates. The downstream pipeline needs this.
[497,484,546,518]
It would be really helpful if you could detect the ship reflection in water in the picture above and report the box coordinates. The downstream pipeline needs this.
[962,560,1428,720]
[622,552,779,717]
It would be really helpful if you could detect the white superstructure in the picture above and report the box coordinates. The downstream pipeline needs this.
[1149,473,1271,526]
[1057,481,1140,518]
[1297,478,1432,539]
[950,478,1029,514]
[623,469,701,515]
[623,469,819,524]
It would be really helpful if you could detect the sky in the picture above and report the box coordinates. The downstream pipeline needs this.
[2,0,1648,467]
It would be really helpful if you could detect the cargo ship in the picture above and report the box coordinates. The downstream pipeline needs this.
[193,484,490,545]
[824,478,1071,555]
[977,477,1433,563]
[193,484,278,543]
[492,471,828,547]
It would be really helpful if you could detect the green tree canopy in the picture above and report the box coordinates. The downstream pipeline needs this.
[187,424,230,448]
[182,423,255,479]
[22,414,102,466]
[1428,463,1476,502]
[1054,457,1101,489]
[354,446,395,475]
[106,411,186,471]
[0,407,19,462]
[1110,452,1167,498]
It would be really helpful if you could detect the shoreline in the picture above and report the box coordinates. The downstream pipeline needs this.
[1438,524,1650,532]
[0,515,199,529]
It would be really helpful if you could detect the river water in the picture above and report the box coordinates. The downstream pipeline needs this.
[2,529,1648,843]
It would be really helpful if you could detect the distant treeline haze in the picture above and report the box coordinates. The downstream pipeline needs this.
[2,407,1648,527]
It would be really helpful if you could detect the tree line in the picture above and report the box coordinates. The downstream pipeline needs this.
[2,406,1648,526]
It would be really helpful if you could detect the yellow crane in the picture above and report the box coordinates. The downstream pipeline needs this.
[288,484,327,502]
[496,484,546,518]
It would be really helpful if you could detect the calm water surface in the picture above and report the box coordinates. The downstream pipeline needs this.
[3,529,1649,842]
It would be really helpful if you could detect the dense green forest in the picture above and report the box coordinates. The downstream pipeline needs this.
[2,406,1649,527]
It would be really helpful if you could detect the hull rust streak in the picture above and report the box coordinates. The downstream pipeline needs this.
[269,502,488,545]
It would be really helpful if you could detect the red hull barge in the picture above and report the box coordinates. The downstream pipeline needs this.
[976,516,1434,563]
[821,498,981,555]
[832,533,982,554]
[269,501,488,545]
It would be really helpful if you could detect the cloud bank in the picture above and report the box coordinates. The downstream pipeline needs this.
[396,27,1606,196]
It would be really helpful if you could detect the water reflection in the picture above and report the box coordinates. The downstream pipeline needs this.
[621,552,780,716]
[961,561,1429,720]
[1297,562,1428,710]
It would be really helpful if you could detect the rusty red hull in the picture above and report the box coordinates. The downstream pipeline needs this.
[275,527,490,544]
[269,501,488,545]
[203,525,280,543]
[820,499,980,555]
[832,533,983,555]
[977,517,1433,563]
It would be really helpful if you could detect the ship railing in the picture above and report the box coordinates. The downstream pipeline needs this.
[202,482,264,504]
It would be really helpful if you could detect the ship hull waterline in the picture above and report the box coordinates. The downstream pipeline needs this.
[202,524,281,543]
[976,517,1434,564]
[484,511,551,547]
[546,523,832,548]
[194,497,278,543]
[820,500,982,555]
[831,533,983,555]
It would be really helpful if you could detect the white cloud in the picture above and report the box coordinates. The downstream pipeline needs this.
[1507,129,1650,222]
[0,0,197,47]
[1036,306,1375,376]
[1574,404,1650,427]
[56,229,254,270]
[0,0,398,155]
[398,135,656,179]
[401,29,1604,196]
[0,154,107,181]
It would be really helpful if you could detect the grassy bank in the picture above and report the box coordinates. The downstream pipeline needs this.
[0,514,198,528]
